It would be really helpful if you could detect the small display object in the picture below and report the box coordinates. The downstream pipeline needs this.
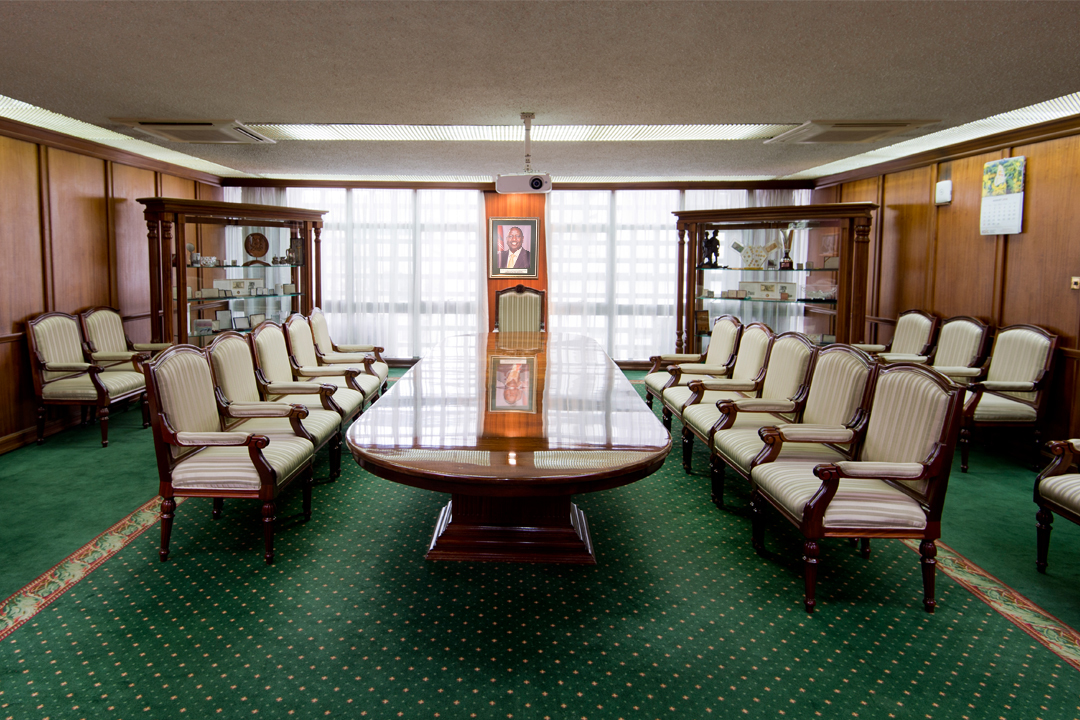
[248,313,266,327]
[210,320,220,332]
[695,311,711,334]
[199,256,218,267]
[215,310,233,327]
[281,283,297,295]
[244,232,270,259]
[232,316,251,330]
[192,319,214,336]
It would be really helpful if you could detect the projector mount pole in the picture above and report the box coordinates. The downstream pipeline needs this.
[521,112,535,173]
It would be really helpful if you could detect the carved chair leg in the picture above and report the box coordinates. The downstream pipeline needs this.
[80,405,89,426]
[1032,427,1043,470]
[959,426,970,473]
[329,433,342,480]
[303,471,313,521]
[661,406,673,431]
[919,539,937,613]
[212,498,224,520]
[681,427,694,473]
[860,538,871,560]
[1036,506,1053,574]
[159,497,176,562]
[98,405,110,447]
[710,453,725,509]
[803,539,820,614]
[750,490,765,555]
[645,393,654,409]
[262,501,277,565]
[141,393,150,428]
[37,405,47,444]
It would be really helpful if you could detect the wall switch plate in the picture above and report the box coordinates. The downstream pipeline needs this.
[1072,277,1080,290]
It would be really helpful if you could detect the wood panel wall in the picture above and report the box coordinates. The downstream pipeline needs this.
[0,128,221,453]
[484,192,547,332]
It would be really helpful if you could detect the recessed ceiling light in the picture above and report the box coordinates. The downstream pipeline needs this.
[247,124,798,142]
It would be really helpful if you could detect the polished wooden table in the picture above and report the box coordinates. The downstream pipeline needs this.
[346,332,671,564]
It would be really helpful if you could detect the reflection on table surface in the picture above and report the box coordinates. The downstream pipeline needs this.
[345,332,671,480]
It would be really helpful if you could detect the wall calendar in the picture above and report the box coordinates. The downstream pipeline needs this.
[980,157,1026,235]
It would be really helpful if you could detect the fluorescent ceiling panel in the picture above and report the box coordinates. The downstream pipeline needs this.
[248,124,797,142]
[786,92,1080,179]
[0,94,254,177]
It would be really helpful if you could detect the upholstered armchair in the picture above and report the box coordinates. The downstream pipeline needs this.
[27,311,148,447]
[644,315,742,409]
[709,344,876,508]
[678,331,816,473]
[207,332,345,480]
[661,323,774,430]
[854,309,937,360]
[308,307,388,390]
[750,363,964,613]
[142,345,314,565]
[494,285,545,332]
[284,314,382,404]
[80,306,171,370]
[959,324,1057,472]
[251,322,366,423]
[1034,440,1080,574]
[917,316,990,384]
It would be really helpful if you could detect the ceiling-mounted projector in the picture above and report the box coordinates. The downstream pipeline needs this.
[495,173,551,194]
[495,112,551,194]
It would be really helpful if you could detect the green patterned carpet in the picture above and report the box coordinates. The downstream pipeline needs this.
[2,380,1079,719]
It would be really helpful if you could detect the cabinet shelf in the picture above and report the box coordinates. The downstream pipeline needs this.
[186,264,305,269]
[186,293,303,306]
[696,296,838,306]
[696,266,839,273]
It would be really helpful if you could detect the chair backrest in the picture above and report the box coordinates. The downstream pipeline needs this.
[759,332,815,400]
[206,332,262,404]
[284,315,320,367]
[802,345,875,427]
[730,323,773,382]
[308,307,334,355]
[703,315,742,366]
[860,364,962,497]
[495,285,545,332]
[143,345,221,460]
[28,312,85,381]
[890,310,937,355]
[933,316,989,369]
[985,324,1057,404]
[80,307,127,353]
[251,323,295,383]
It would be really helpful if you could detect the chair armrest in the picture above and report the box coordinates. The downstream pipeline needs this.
[982,381,1036,392]
[833,461,925,479]
[174,431,254,447]
[44,362,92,372]
[91,351,140,361]
[774,424,855,444]
[296,366,348,377]
[934,366,983,378]
[658,354,702,362]
[336,343,375,352]
[698,379,756,391]
[266,381,333,394]
[132,342,172,352]
[728,398,796,413]
[852,343,887,353]
[224,401,307,419]
[878,353,928,364]
[676,363,732,375]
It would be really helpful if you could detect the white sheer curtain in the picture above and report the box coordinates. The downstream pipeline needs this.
[547,189,680,361]
[287,188,485,358]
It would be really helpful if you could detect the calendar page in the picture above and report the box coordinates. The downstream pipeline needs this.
[980,157,1025,235]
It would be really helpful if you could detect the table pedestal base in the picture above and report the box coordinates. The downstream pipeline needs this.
[426,494,595,564]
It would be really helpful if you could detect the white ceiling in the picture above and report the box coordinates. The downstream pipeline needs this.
[2,0,1078,181]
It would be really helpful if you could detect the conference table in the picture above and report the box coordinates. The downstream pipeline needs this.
[345,332,671,564]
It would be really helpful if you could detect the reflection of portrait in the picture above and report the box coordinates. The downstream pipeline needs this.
[489,217,539,279]
[489,356,536,412]
[498,226,532,269]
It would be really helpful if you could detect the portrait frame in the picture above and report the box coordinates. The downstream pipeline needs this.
[488,356,536,413]
[489,218,539,279]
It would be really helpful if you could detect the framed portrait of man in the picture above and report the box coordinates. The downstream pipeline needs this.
[488,356,536,413]
[489,218,539,279]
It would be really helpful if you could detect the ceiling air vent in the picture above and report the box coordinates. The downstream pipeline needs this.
[764,120,936,144]
[111,119,275,144]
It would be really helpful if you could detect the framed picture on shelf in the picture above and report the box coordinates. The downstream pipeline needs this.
[489,218,539,279]
[193,319,214,336]
[248,313,266,327]
[216,310,233,328]
[232,316,251,331]
[695,311,711,334]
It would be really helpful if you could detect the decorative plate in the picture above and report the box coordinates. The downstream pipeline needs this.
[244,232,270,258]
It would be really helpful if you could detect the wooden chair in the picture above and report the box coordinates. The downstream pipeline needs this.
[284,314,382,404]
[709,344,876,508]
[79,306,172,371]
[661,322,774,430]
[250,321,366,424]
[678,331,817,473]
[27,311,148,447]
[207,331,344,480]
[308,306,388,390]
[143,345,314,564]
[644,314,742,409]
[854,309,937,359]
[494,285,545,332]
[960,324,1057,472]
[1034,439,1080,574]
[750,363,964,613]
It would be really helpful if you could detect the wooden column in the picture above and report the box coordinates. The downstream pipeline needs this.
[675,224,686,353]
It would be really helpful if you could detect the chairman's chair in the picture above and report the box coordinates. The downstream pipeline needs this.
[143,345,314,565]
[494,285,545,332]
[27,311,148,447]
[207,332,344,480]
[80,306,171,371]
[854,309,937,360]
[960,324,1057,472]
[644,315,742,409]
[750,363,964,613]
[308,307,388,390]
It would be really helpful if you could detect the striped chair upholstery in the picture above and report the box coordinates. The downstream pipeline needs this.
[142,345,315,565]
[749,363,964,614]
[495,285,545,332]
[308,307,388,384]
[285,315,382,402]
[27,311,148,447]
[80,307,172,371]
[1034,439,1080,573]
[857,309,936,358]
[644,316,741,407]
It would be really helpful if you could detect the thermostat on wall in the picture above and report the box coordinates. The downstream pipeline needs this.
[935,180,952,205]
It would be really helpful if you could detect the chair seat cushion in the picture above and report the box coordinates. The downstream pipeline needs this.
[752,461,927,530]
[661,386,693,415]
[715,430,846,476]
[273,387,365,417]
[969,391,1037,422]
[644,371,670,394]
[1038,473,1080,512]
[320,354,389,381]
[42,370,144,401]
[171,436,313,491]
[238,408,341,445]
